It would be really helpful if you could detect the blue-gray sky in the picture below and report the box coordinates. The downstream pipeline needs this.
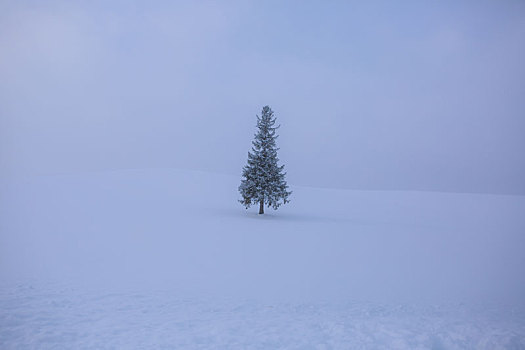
[1,0,524,194]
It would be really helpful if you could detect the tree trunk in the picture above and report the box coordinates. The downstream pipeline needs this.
[259,199,264,214]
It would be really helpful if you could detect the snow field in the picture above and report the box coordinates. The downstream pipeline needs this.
[1,168,524,348]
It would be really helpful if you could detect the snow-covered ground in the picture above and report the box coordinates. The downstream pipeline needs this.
[1,284,524,349]
[1,169,524,348]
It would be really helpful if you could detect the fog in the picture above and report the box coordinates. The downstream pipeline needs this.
[1,0,524,194]
[1,3,525,346]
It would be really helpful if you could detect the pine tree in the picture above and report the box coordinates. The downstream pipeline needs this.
[239,105,291,214]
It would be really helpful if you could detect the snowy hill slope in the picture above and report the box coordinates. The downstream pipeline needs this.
[1,168,524,348]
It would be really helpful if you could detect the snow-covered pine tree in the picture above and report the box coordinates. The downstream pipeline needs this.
[239,105,291,214]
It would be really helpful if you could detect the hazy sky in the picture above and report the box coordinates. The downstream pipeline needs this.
[1,0,524,194]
